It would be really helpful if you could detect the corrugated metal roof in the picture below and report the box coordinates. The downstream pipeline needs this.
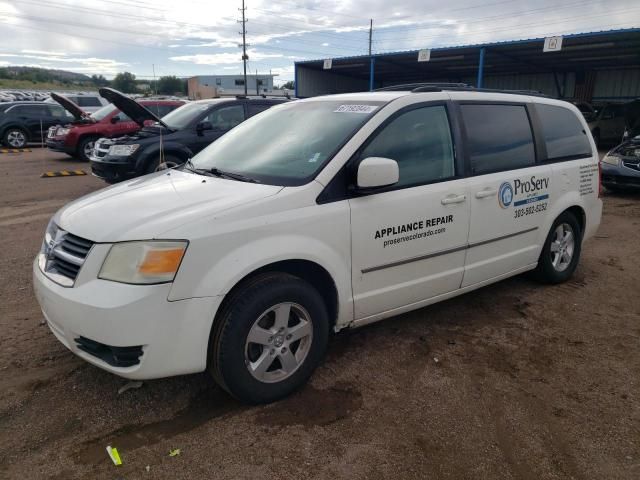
[295,27,640,64]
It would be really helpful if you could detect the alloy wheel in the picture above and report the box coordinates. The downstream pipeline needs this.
[550,222,575,272]
[244,302,313,383]
[7,130,26,148]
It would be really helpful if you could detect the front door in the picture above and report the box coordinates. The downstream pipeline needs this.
[350,104,470,320]
[458,102,552,287]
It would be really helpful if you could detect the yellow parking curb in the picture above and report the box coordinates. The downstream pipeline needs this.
[40,170,87,178]
[0,148,31,154]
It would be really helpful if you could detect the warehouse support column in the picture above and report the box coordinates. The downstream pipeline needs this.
[477,47,486,88]
[369,56,375,91]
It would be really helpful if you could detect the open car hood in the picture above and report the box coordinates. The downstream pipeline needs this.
[50,92,92,122]
[98,87,168,129]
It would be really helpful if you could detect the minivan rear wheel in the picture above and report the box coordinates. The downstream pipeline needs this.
[209,272,329,404]
[534,211,582,284]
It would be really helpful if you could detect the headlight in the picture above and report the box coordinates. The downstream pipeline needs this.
[108,144,140,156]
[99,241,188,284]
[56,127,70,136]
[601,154,621,166]
[42,218,59,254]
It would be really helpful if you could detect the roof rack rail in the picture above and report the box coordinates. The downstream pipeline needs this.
[375,82,549,98]
[375,83,470,92]
[234,94,293,100]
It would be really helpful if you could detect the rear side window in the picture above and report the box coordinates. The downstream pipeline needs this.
[77,97,101,107]
[461,104,535,175]
[247,103,271,117]
[536,104,591,161]
[360,105,455,187]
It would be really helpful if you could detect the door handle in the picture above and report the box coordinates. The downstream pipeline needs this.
[475,188,497,199]
[441,194,466,205]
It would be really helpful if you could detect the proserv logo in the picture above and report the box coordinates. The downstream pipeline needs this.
[498,182,514,209]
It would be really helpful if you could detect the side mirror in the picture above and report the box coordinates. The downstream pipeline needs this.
[356,157,399,189]
[110,115,120,124]
[196,121,213,134]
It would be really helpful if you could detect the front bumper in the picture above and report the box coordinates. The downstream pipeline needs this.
[90,156,137,182]
[33,255,221,380]
[46,138,74,155]
[601,160,640,189]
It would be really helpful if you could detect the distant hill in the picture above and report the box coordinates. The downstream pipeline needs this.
[0,66,94,89]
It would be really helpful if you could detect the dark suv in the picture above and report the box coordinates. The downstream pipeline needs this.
[90,88,289,183]
[1,102,72,148]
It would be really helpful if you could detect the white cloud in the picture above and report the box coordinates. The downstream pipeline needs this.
[322,43,330,47]
[170,49,284,66]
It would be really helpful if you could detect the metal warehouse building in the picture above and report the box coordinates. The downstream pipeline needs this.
[294,28,640,102]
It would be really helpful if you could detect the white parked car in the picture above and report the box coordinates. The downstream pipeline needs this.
[33,87,602,404]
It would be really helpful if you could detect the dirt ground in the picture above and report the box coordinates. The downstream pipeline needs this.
[0,148,638,480]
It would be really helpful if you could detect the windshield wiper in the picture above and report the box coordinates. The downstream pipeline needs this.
[182,160,259,183]
[208,167,259,183]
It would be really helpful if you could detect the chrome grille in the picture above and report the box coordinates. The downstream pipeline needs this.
[40,228,93,287]
[47,126,57,138]
[92,138,112,159]
[622,160,640,172]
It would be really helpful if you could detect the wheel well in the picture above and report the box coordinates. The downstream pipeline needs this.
[3,125,28,139]
[219,260,339,327]
[566,206,586,234]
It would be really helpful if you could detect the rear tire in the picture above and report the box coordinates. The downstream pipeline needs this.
[534,211,582,284]
[209,272,330,404]
[3,128,28,148]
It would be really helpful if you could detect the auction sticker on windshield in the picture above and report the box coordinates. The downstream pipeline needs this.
[334,105,378,113]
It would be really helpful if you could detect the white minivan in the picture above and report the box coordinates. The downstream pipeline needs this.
[33,86,602,404]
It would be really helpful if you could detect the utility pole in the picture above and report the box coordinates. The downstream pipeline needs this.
[239,0,248,95]
[368,19,373,56]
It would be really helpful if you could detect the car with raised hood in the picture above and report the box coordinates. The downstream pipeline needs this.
[33,86,602,404]
[0,101,73,148]
[46,92,184,162]
[600,100,640,191]
[90,87,288,183]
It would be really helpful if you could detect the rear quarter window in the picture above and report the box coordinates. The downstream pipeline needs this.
[77,97,101,107]
[461,104,536,175]
[535,104,592,161]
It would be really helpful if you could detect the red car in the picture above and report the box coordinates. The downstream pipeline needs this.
[46,93,184,161]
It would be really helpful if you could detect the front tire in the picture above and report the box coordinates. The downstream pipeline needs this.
[3,128,28,148]
[209,273,330,404]
[76,136,98,162]
[146,154,182,173]
[534,211,582,284]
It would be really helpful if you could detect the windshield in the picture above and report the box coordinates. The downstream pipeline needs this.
[162,102,218,130]
[190,100,384,186]
[90,103,118,121]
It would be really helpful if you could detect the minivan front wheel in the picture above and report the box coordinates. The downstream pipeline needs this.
[535,211,582,284]
[209,273,329,404]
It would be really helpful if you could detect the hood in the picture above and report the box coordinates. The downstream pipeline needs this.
[99,87,167,129]
[50,92,93,122]
[55,170,283,242]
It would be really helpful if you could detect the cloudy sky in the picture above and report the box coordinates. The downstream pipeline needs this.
[0,0,638,84]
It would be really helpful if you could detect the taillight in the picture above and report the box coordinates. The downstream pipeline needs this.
[598,161,603,198]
